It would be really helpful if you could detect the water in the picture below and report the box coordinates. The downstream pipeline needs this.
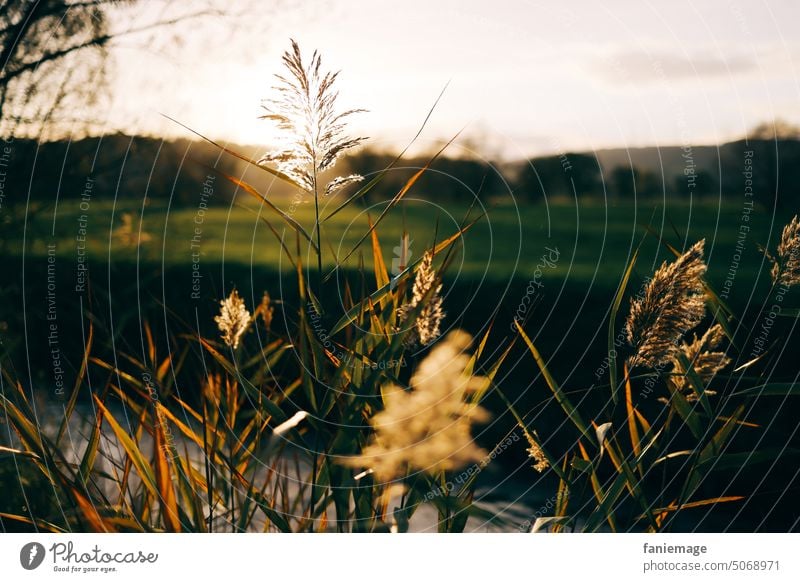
[10,402,541,532]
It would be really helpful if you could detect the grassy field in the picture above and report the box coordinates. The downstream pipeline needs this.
[12,195,793,296]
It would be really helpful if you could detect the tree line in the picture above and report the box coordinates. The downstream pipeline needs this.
[2,134,799,209]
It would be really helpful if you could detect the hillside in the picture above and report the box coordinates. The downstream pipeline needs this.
[2,134,799,209]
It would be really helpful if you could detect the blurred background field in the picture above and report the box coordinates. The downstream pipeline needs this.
[10,195,793,288]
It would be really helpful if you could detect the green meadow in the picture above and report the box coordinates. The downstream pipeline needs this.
[17,196,789,293]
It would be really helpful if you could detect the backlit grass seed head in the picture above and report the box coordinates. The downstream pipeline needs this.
[626,240,707,368]
[397,250,445,346]
[254,291,274,331]
[214,289,252,349]
[524,432,549,473]
[258,39,366,196]
[343,330,489,481]
[770,215,800,287]
[671,323,730,397]
[414,292,445,347]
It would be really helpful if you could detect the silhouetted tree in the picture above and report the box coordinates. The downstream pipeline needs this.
[1,1,121,136]
[610,165,637,198]
[347,149,507,203]
[719,125,800,210]
[749,120,800,141]
[745,121,800,209]
[638,169,662,198]
[609,165,663,199]
[515,152,600,201]
[0,1,215,138]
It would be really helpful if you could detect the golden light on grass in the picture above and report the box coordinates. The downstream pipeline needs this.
[343,330,488,481]
[397,250,445,347]
[4,28,794,535]
[257,39,366,195]
[524,431,549,473]
[626,240,707,369]
[214,289,252,349]
[770,215,800,287]
[670,323,731,400]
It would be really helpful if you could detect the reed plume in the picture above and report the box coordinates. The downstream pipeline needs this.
[214,289,252,349]
[626,240,707,368]
[524,431,549,473]
[397,250,445,347]
[671,323,730,399]
[342,331,489,481]
[258,39,366,197]
[770,215,800,287]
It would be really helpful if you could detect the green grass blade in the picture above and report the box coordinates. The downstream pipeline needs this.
[219,171,318,252]
[676,353,713,416]
[94,397,159,499]
[56,323,93,446]
[732,383,799,397]
[79,407,104,483]
[664,379,703,439]
[323,130,463,279]
[323,83,449,222]
[329,223,478,335]
[514,320,592,441]
[608,248,638,404]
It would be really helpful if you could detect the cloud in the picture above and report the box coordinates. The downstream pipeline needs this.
[594,50,757,84]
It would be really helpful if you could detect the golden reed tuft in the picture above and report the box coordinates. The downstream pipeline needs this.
[626,240,707,368]
[254,291,274,331]
[670,323,730,399]
[343,331,489,481]
[397,250,445,347]
[258,39,366,197]
[214,289,252,349]
[524,432,549,473]
[770,215,800,287]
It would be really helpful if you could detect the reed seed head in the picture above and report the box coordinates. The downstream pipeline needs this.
[397,250,445,347]
[770,215,800,287]
[214,289,252,349]
[524,432,549,473]
[626,240,707,368]
[113,212,152,247]
[254,291,274,331]
[671,323,730,397]
[258,39,366,196]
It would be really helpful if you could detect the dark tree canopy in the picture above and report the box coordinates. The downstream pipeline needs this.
[0,0,215,138]
[0,1,131,137]
[516,153,601,201]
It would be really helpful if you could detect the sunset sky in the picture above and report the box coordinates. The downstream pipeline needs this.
[105,0,800,159]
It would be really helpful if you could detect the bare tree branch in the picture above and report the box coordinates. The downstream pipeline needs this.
[0,10,218,85]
